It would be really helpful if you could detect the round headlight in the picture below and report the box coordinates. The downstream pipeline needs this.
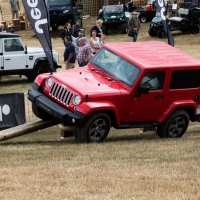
[73,95,81,105]
[46,78,53,87]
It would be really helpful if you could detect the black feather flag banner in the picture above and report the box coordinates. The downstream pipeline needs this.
[156,0,174,46]
[22,0,55,71]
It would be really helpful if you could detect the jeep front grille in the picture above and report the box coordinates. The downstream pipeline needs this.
[49,82,73,106]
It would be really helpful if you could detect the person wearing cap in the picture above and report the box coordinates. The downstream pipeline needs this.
[128,12,141,42]
[72,19,83,38]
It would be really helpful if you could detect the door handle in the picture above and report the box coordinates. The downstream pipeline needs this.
[155,95,164,99]
[5,59,10,60]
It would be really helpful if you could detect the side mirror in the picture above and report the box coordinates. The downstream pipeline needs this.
[138,85,150,94]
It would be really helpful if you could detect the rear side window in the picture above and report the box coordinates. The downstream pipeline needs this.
[170,70,200,89]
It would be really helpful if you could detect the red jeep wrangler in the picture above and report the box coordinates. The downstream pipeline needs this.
[28,42,200,143]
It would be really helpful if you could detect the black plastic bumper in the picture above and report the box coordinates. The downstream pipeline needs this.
[28,83,86,126]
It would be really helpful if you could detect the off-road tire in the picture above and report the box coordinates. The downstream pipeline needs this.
[52,25,58,31]
[139,15,147,23]
[190,25,199,34]
[26,72,34,82]
[34,62,52,79]
[77,112,111,143]
[32,103,54,121]
[101,24,108,35]
[157,110,189,138]
[157,29,167,38]
[148,27,156,36]
[121,23,127,34]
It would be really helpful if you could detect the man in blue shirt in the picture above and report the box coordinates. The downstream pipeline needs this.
[64,36,76,69]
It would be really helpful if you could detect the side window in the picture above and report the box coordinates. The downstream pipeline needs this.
[4,39,24,52]
[170,70,200,89]
[140,71,166,90]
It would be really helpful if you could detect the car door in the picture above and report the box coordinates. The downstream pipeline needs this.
[3,38,26,71]
[128,71,166,122]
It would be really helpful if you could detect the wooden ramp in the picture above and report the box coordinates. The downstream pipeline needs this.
[0,119,60,142]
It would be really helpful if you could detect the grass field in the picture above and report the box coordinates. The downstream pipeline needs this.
[1,0,200,199]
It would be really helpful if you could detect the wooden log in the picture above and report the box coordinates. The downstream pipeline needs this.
[0,119,60,142]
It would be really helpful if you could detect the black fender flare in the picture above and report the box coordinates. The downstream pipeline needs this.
[33,57,60,71]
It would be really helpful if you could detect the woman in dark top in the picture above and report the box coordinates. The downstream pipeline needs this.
[60,23,72,47]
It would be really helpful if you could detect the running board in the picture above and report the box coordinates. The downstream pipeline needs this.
[115,122,161,129]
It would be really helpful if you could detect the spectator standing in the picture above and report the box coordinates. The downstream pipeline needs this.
[77,38,92,67]
[0,24,6,32]
[128,12,140,42]
[64,36,76,69]
[72,19,82,38]
[60,23,72,47]
[90,30,100,55]
[8,0,20,21]
[74,30,88,58]
[91,20,103,38]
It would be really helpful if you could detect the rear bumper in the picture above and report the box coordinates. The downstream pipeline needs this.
[28,83,86,126]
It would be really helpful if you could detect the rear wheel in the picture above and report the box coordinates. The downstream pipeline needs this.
[101,24,108,35]
[139,15,147,23]
[32,103,54,121]
[157,29,167,38]
[121,23,127,34]
[77,112,111,143]
[190,25,199,34]
[157,110,189,138]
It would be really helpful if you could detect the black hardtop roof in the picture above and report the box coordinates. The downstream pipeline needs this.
[0,33,20,38]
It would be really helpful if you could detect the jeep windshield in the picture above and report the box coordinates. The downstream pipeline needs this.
[46,0,71,6]
[91,48,141,87]
[103,5,124,14]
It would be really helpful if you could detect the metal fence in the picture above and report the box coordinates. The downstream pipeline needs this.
[24,93,38,123]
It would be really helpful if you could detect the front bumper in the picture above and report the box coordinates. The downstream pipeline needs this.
[28,83,86,126]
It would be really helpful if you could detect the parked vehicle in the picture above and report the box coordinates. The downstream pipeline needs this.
[0,33,61,81]
[98,4,127,34]
[127,1,156,23]
[46,0,82,30]
[29,41,200,143]
[149,7,200,38]
[148,12,166,38]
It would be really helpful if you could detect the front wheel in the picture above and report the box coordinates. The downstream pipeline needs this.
[34,62,52,79]
[77,112,111,143]
[157,29,167,38]
[121,23,127,34]
[157,110,189,138]
[101,24,108,35]
[139,15,147,23]
[148,27,157,36]
[190,25,199,34]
